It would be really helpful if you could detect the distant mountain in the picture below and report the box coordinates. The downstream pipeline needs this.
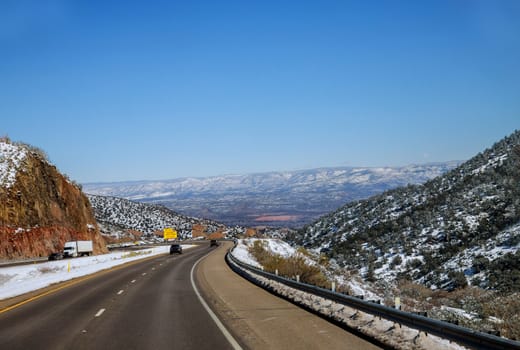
[84,162,460,227]
[87,194,226,240]
[289,130,520,293]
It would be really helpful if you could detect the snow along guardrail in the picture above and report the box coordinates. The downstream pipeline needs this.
[226,250,520,350]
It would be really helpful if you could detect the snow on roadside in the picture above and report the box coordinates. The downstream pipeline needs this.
[231,238,303,268]
[230,239,261,268]
[0,245,194,300]
[233,238,385,302]
[264,238,298,258]
[333,273,382,301]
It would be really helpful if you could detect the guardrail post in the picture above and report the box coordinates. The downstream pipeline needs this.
[395,297,401,310]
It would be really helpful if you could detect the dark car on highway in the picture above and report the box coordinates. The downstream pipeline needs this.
[48,252,63,261]
[169,244,183,254]
[210,240,219,247]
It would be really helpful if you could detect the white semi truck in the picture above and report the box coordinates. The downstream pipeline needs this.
[63,240,93,258]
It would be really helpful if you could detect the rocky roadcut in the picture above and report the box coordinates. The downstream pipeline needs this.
[0,138,107,260]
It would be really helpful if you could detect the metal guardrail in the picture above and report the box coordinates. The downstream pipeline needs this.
[226,251,520,350]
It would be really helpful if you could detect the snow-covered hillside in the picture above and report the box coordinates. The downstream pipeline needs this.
[87,194,225,239]
[291,130,520,293]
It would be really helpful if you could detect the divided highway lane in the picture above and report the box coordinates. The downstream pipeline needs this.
[0,244,234,350]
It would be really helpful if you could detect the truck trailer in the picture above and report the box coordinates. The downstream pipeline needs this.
[63,240,93,258]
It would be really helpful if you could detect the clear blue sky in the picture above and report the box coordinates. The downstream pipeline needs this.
[1,0,519,183]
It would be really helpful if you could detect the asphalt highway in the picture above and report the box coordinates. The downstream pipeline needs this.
[1,242,381,350]
[0,244,232,350]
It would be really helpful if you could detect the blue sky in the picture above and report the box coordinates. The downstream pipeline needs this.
[1,0,519,183]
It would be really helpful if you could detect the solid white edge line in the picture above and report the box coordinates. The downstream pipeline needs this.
[190,255,243,350]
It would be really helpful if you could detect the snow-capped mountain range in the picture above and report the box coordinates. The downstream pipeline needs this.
[84,162,460,227]
[290,130,520,293]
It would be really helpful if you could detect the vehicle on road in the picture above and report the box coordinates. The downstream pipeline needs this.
[210,239,219,247]
[170,244,183,254]
[48,252,63,260]
[63,240,93,258]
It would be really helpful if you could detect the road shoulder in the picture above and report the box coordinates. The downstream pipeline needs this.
[196,241,380,350]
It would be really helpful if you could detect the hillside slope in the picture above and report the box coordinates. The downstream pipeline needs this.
[291,130,520,293]
[87,194,225,240]
[0,138,107,260]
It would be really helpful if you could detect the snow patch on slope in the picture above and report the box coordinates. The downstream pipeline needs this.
[0,141,27,188]
[230,240,261,268]
[231,238,302,267]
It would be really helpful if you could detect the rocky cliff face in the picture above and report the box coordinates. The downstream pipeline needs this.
[0,138,107,260]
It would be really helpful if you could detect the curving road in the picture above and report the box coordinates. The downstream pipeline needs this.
[0,242,381,349]
[0,244,232,350]
[197,242,381,350]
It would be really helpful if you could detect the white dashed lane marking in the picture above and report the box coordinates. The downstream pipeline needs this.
[95,308,106,317]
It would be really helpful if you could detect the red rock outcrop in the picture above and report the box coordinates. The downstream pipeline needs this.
[207,231,224,240]
[0,140,107,260]
[192,224,206,238]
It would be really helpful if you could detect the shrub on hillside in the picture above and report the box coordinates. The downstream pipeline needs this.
[248,240,330,289]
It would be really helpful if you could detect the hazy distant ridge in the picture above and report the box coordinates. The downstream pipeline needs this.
[84,163,460,227]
